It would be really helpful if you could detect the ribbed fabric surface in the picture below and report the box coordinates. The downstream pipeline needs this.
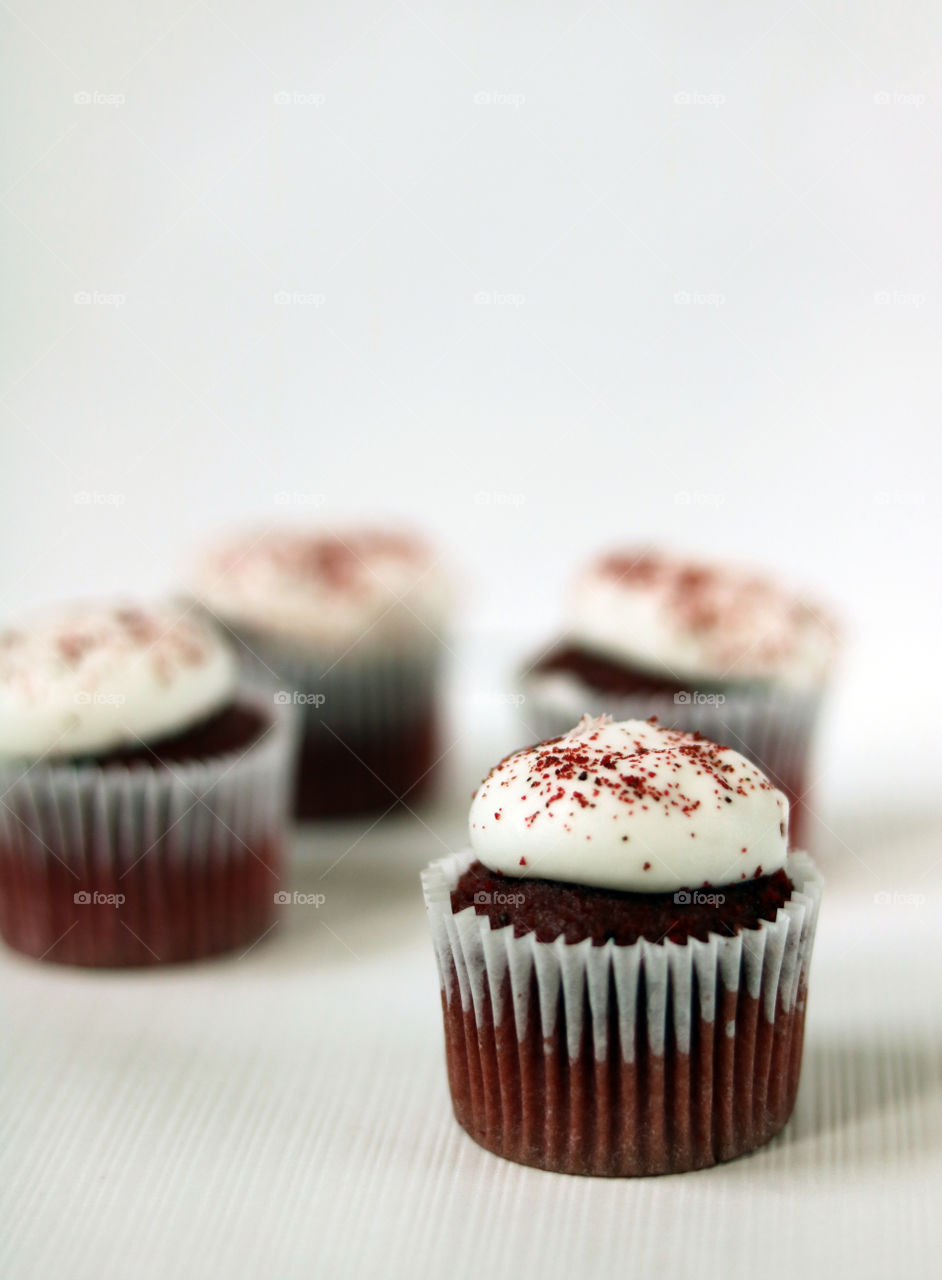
[2,816,941,1280]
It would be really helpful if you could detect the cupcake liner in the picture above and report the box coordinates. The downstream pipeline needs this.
[213,620,446,817]
[519,671,823,847]
[423,849,823,1176]
[0,696,294,967]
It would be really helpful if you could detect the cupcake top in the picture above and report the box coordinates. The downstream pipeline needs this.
[0,601,237,761]
[190,526,448,651]
[469,716,788,892]
[567,549,838,688]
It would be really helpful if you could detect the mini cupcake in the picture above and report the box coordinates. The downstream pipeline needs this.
[520,550,840,847]
[423,716,823,1176]
[0,601,292,967]
[190,526,449,819]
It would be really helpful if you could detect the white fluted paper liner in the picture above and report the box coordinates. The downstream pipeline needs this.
[199,617,447,816]
[422,848,823,1174]
[519,669,823,844]
[0,695,294,966]
[206,614,446,737]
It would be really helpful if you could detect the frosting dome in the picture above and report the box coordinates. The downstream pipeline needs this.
[568,549,838,688]
[469,716,789,893]
[190,526,448,651]
[0,601,237,761]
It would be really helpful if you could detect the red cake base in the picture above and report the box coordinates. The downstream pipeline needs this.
[293,709,439,819]
[440,965,807,1177]
[0,701,286,967]
[0,836,281,967]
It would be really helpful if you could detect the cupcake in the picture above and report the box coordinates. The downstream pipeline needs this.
[0,601,292,967]
[190,526,449,819]
[422,715,823,1176]
[520,550,840,847]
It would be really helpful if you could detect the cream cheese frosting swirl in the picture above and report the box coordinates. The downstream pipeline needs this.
[469,717,788,892]
[568,549,838,689]
[190,526,448,651]
[0,601,237,761]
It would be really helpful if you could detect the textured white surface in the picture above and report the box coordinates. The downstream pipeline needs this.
[2,784,941,1280]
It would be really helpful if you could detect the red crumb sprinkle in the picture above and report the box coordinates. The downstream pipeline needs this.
[494,811,502,821]
[519,856,527,866]
[643,861,651,870]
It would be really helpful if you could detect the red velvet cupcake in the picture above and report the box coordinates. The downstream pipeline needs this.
[422,716,823,1176]
[190,527,449,820]
[520,550,840,847]
[0,601,292,966]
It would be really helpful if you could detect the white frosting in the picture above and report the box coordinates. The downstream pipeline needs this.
[568,550,838,688]
[190,527,448,651]
[469,716,788,892]
[0,601,238,760]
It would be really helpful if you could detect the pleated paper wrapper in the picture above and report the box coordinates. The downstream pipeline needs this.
[423,848,823,1176]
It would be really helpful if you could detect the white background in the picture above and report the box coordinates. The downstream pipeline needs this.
[2,3,942,1277]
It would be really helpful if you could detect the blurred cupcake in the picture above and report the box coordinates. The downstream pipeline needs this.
[190,526,450,819]
[0,601,292,967]
[423,715,823,1176]
[520,550,840,847]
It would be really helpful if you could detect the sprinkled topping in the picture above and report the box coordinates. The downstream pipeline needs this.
[191,526,448,651]
[468,716,789,893]
[0,601,237,761]
[567,548,839,687]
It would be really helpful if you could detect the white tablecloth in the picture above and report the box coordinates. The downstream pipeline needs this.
[3,787,941,1280]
